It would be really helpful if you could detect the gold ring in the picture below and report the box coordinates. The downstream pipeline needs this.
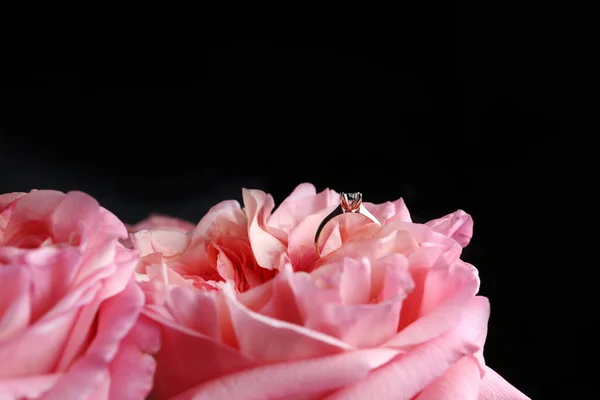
[314,192,381,257]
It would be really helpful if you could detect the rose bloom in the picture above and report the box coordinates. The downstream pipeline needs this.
[131,183,529,400]
[0,190,159,400]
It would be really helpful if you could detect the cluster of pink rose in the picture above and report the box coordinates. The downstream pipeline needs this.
[0,184,529,399]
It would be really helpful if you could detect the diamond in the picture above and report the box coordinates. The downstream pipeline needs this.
[340,192,362,212]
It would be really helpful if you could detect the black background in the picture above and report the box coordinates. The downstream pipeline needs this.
[0,20,591,398]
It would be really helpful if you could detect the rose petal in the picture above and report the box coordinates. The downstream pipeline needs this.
[0,192,26,210]
[89,282,146,361]
[130,229,190,257]
[478,366,530,400]
[0,264,31,342]
[108,314,161,400]
[238,264,303,325]
[0,305,80,378]
[376,254,414,302]
[415,355,481,399]
[41,282,144,399]
[364,197,412,224]
[291,257,407,348]
[327,230,419,263]
[223,277,353,363]
[0,374,61,399]
[385,271,483,350]
[97,244,139,300]
[0,248,93,378]
[380,221,464,264]
[191,200,247,240]
[96,207,129,239]
[148,319,257,400]
[269,183,339,233]
[39,354,111,400]
[394,246,444,331]
[2,190,64,242]
[145,263,190,286]
[172,348,400,400]
[0,192,26,242]
[57,251,139,372]
[426,210,473,248]
[287,207,338,272]
[327,297,490,400]
[320,221,344,258]
[164,286,221,340]
[12,247,79,326]
[128,214,195,234]
[50,191,101,244]
[242,189,288,270]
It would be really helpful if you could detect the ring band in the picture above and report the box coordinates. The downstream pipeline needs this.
[314,192,381,257]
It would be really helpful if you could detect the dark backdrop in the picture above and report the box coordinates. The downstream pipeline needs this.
[0,39,590,398]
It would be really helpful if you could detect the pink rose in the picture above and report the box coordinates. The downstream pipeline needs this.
[0,190,159,400]
[132,183,528,399]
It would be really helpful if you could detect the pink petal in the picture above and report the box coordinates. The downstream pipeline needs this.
[42,282,144,399]
[148,319,257,400]
[0,306,79,378]
[89,282,145,361]
[320,221,344,258]
[386,278,486,350]
[381,221,464,264]
[130,229,190,257]
[138,279,256,398]
[327,297,490,400]
[18,247,79,326]
[55,244,137,370]
[39,356,111,400]
[97,244,139,300]
[421,259,480,315]
[395,246,444,331]
[415,355,481,399]
[335,257,371,304]
[191,200,247,240]
[145,263,190,286]
[237,265,303,325]
[376,254,415,302]
[0,192,26,210]
[269,183,339,233]
[96,207,129,239]
[108,314,161,400]
[50,191,101,244]
[363,197,412,224]
[328,230,419,263]
[53,287,104,372]
[0,375,61,399]
[172,348,399,400]
[0,264,31,342]
[2,190,64,245]
[128,214,195,233]
[291,257,408,348]
[426,210,473,247]
[242,189,287,270]
[0,192,26,242]
[223,280,354,363]
[0,249,88,377]
[287,207,337,272]
[57,245,138,371]
[164,286,222,340]
[478,366,530,400]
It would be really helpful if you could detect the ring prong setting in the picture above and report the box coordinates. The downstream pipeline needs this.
[340,192,362,212]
